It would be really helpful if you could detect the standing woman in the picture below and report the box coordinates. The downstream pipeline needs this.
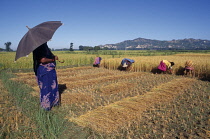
[33,42,59,111]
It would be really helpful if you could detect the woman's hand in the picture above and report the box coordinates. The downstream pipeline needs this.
[54,56,58,61]
[168,69,173,74]
[54,55,65,63]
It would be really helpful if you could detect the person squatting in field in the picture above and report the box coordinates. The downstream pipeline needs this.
[119,58,135,71]
[33,42,60,111]
[93,57,102,68]
[184,60,194,76]
[157,60,175,74]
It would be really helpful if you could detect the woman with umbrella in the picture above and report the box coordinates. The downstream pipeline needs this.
[15,21,63,111]
[33,42,60,111]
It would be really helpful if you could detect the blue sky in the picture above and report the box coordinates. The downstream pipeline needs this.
[1,0,210,50]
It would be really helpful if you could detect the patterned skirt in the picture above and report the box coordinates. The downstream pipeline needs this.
[36,62,59,110]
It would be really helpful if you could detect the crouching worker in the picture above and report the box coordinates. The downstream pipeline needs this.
[184,60,194,76]
[93,57,102,68]
[120,58,135,71]
[157,60,175,74]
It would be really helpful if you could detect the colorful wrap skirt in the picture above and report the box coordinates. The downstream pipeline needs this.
[36,62,59,110]
[157,61,167,71]
[185,66,194,71]
[94,57,101,65]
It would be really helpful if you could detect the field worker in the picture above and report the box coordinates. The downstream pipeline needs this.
[184,60,194,76]
[93,57,102,68]
[120,58,135,71]
[157,60,175,74]
[33,42,60,111]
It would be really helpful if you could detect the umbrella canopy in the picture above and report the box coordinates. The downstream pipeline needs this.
[121,58,135,65]
[15,21,63,61]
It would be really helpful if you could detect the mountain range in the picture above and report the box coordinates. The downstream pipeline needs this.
[100,38,210,50]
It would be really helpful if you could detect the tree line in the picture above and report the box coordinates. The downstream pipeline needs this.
[79,45,111,51]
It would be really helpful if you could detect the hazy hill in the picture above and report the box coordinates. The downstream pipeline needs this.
[100,38,210,50]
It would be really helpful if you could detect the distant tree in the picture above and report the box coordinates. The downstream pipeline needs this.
[83,46,93,51]
[103,47,109,50]
[79,45,84,50]
[4,42,12,51]
[70,43,74,51]
[94,46,101,51]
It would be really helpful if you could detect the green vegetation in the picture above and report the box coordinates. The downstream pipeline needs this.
[1,50,210,71]
[66,50,210,57]
[0,70,66,138]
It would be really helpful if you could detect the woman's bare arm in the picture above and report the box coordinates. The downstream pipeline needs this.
[40,56,58,63]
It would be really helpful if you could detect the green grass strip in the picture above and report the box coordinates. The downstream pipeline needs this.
[0,70,67,138]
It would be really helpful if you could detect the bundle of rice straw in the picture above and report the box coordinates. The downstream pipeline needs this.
[185,60,193,67]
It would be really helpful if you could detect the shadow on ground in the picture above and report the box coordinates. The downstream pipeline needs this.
[58,84,67,105]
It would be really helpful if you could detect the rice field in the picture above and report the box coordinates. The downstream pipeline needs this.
[1,51,210,81]
[0,51,210,138]
[102,53,210,80]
